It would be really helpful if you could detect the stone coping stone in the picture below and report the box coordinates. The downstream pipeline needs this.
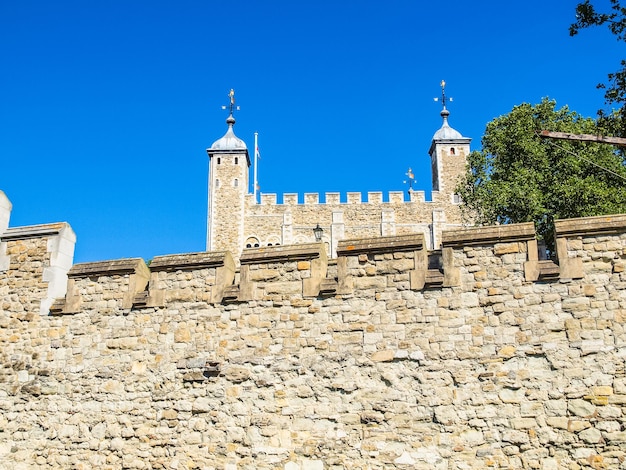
[428,136,472,154]
[1,222,70,241]
[206,147,251,165]
[555,213,626,237]
[336,233,424,256]
[150,251,233,271]
[442,222,535,247]
[68,258,147,278]
[240,243,324,264]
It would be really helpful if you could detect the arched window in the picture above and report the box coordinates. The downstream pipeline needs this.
[450,148,456,155]
[234,179,239,187]
[267,236,281,247]
[217,157,221,165]
[234,157,239,165]
[245,236,260,248]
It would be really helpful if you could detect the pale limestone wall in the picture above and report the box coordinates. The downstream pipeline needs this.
[0,222,75,316]
[207,150,249,256]
[431,142,469,198]
[243,191,464,256]
[1,215,626,469]
[0,235,50,315]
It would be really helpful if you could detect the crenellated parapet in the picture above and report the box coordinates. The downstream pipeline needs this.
[53,258,150,314]
[242,188,461,258]
[145,251,235,306]
[4,214,626,316]
[253,190,429,206]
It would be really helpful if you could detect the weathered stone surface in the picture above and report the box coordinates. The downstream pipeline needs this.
[1,210,626,468]
[568,399,596,418]
[578,427,602,444]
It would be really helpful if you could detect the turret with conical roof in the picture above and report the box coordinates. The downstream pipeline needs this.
[429,80,471,195]
[206,89,250,256]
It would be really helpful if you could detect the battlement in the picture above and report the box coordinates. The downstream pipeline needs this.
[253,189,429,205]
[0,218,75,315]
[2,209,625,316]
[14,213,622,314]
[0,190,11,234]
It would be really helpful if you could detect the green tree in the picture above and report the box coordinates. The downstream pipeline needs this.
[570,0,626,134]
[457,98,626,249]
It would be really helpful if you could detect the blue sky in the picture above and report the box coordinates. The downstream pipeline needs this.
[1,0,623,263]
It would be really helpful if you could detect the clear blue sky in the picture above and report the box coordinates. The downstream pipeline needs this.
[1,0,622,263]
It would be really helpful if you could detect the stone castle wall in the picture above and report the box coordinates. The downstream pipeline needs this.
[1,191,626,469]
[242,185,463,256]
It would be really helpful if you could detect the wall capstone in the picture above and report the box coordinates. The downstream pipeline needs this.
[0,190,11,235]
[57,257,148,314]
[1,222,75,315]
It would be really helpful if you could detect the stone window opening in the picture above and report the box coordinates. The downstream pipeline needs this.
[216,179,220,188]
[450,147,456,155]
[235,157,239,165]
[428,251,443,270]
[217,157,221,165]
[537,240,550,260]
[234,179,239,187]
[245,236,260,249]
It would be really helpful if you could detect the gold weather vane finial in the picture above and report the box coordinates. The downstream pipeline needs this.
[222,88,240,116]
[403,167,416,194]
[434,80,453,110]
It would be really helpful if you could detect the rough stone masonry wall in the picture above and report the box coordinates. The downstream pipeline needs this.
[243,190,463,255]
[1,216,626,469]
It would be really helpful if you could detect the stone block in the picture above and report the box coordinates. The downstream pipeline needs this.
[499,388,525,403]
[370,350,394,362]
[494,242,521,255]
[568,399,596,418]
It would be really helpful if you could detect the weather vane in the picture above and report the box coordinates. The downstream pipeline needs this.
[403,167,416,194]
[221,88,241,115]
[433,80,453,110]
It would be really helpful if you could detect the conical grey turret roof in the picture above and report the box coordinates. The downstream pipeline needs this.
[209,114,247,151]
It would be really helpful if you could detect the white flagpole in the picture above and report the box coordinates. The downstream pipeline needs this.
[253,132,259,203]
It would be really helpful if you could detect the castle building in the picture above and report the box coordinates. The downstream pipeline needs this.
[206,85,471,260]
[3,85,626,468]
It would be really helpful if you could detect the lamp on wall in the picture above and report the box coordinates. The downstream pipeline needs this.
[313,224,323,242]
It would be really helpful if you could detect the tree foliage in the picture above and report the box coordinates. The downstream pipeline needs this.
[571,0,626,134]
[456,99,626,248]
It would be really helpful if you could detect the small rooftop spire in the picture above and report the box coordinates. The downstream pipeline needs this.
[432,80,464,141]
[437,80,452,124]
[210,88,247,151]
[440,80,448,109]
[222,88,240,126]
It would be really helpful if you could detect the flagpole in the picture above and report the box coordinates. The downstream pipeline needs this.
[253,132,259,203]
